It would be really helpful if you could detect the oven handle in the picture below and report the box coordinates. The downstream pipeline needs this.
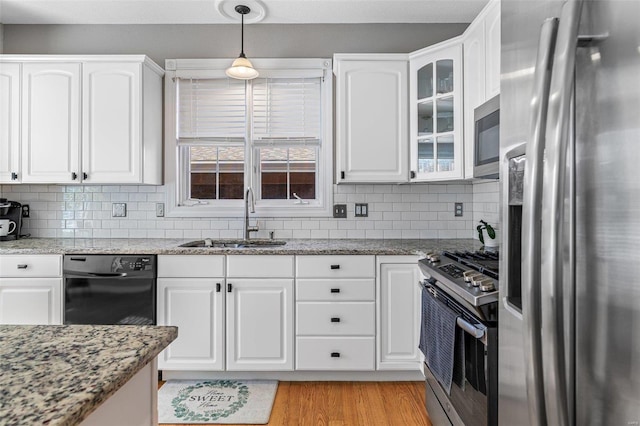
[456,317,485,340]
[64,271,129,278]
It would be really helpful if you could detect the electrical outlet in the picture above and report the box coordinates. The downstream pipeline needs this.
[333,204,347,218]
[21,204,30,218]
[156,203,165,217]
[454,202,464,217]
[355,203,368,217]
[112,203,127,217]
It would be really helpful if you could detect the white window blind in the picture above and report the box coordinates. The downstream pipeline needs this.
[177,78,246,141]
[252,77,322,143]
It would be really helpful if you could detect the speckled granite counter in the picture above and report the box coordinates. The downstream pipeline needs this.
[0,325,177,426]
[0,238,482,256]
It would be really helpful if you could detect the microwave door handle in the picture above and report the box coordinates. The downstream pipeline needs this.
[521,16,560,426]
[541,2,583,426]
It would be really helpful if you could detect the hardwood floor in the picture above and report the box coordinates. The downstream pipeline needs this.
[158,381,432,426]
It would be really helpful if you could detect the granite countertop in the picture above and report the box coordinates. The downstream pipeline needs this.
[0,238,482,256]
[0,325,177,426]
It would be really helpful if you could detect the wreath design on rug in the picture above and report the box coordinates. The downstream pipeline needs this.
[171,380,250,422]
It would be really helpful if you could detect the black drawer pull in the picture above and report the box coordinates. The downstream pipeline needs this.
[227,283,232,292]
[330,317,341,323]
[331,352,341,358]
[17,264,28,269]
[69,257,86,262]
[330,288,340,293]
[216,283,221,292]
[330,264,340,270]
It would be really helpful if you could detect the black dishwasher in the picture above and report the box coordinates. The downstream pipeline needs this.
[63,255,156,325]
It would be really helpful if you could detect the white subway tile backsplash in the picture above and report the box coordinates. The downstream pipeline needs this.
[1,181,499,240]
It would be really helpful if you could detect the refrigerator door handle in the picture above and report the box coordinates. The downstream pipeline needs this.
[521,16,559,426]
[541,1,584,426]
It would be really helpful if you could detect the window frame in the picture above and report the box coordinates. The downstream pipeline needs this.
[164,58,333,218]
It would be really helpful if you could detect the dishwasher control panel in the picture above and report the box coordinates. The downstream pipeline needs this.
[112,256,154,272]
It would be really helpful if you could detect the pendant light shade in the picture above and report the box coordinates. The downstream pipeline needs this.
[226,5,259,80]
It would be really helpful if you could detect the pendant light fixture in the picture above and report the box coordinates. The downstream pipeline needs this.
[225,4,259,80]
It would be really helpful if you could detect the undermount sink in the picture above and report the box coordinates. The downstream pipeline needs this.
[178,239,286,248]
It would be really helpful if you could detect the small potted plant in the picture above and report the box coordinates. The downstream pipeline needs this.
[477,220,498,249]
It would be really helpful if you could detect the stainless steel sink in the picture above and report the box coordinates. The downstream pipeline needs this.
[178,239,286,248]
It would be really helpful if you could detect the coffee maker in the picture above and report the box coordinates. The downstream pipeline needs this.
[0,198,24,241]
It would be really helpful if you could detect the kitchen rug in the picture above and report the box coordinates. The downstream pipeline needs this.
[158,380,278,424]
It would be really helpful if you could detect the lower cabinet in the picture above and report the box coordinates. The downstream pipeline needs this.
[226,279,294,371]
[0,255,62,325]
[0,278,62,325]
[157,255,294,372]
[376,256,423,371]
[157,278,225,371]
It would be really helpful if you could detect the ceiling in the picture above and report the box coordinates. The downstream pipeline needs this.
[0,0,489,25]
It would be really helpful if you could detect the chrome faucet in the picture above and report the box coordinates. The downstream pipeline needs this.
[244,187,259,240]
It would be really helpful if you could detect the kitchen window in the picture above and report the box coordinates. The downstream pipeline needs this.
[164,59,333,217]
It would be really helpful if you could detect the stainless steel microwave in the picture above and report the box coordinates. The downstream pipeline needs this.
[473,95,500,179]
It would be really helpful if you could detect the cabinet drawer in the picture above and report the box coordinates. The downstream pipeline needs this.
[296,255,375,278]
[227,255,294,278]
[296,302,374,336]
[157,255,224,278]
[296,279,374,301]
[296,337,375,370]
[0,255,61,277]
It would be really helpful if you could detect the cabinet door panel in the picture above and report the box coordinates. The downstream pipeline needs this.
[0,278,62,325]
[226,279,293,371]
[83,62,141,183]
[377,262,422,370]
[0,63,20,183]
[485,0,501,99]
[336,56,408,183]
[22,63,81,183]
[157,278,224,371]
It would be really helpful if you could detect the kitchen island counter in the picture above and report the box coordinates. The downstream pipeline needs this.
[0,324,177,426]
[0,237,481,256]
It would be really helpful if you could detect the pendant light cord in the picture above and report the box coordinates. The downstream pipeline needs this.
[240,12,245,58]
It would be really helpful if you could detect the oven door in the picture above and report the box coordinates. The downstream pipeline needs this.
[421,282,498,426]
[64,272,156,325]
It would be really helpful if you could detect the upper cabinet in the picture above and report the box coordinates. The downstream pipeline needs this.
[1,55,164,185]
[334,54,409,183]
[0,63,21,183]
[409,39,464,181]
[463,0,501,178]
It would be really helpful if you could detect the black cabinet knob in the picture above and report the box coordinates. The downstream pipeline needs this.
[11,172,18,180]
[71,172,78,180]
[83,172,88,180]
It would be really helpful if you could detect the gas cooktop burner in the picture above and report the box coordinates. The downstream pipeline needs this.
[442,250,499,279]
[418,249,500,311]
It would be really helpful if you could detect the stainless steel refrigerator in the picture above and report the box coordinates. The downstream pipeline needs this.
[499,0,640,425]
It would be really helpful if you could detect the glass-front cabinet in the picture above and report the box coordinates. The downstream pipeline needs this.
[409,39,463,181]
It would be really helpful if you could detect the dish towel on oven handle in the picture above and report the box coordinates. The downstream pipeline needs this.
[419,285,462,394]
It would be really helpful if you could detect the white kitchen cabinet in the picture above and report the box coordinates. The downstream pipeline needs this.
[21,62,82,183]
[82,61,162,184]
[0,63,21,183]
[334,54,409,183]
[295,255,376,371]
[225,278,294,371]
[409,39,464,181]
[0,255,62,325]
[376,256,422,371]
[157,255,225,371]
[2,55,163,185]
[463,0,501,178]
[157,278,225,371]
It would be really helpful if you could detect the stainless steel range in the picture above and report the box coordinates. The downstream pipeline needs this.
[418,250,498,426]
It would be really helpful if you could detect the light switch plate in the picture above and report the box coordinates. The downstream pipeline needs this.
[112,203,127,217]
[333,204,347,218]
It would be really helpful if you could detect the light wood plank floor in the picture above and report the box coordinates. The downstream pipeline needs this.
[158,381,432,426]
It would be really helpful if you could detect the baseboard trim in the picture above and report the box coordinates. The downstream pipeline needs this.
[160,369,425,382]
